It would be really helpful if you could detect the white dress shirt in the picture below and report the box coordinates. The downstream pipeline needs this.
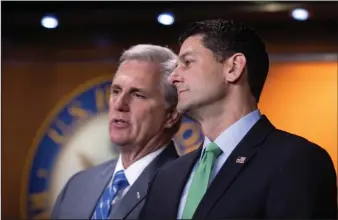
[112,146,166,198]
[177,109,262,219]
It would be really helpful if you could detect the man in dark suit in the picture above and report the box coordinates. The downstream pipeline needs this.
[139,19,337,219]
[51,44,181,219]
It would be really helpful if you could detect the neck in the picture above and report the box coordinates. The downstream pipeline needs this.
[192,92,257,141]
[119,133,170,169]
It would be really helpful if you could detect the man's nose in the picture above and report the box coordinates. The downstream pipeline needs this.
[168,68,182,85]
[112,94,130,112]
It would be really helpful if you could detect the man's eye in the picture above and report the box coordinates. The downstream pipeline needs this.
[111,89,119,95]
[134,93,146,99]
[184,60,194,67]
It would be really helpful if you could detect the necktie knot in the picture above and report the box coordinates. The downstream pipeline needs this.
[113,170,129,189]
[205,142,222,158]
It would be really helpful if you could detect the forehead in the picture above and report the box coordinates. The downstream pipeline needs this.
[179,35,206,56]
[113,60,161,87]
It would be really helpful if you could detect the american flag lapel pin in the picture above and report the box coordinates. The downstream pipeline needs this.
[236,156,246,164]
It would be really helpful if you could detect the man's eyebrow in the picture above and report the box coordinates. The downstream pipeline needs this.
[129,87,148,94]
[178,52,194,61]
[111,84,121,90]
[111,84,148,94]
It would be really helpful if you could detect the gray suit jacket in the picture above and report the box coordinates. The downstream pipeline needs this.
[51,141,178,219]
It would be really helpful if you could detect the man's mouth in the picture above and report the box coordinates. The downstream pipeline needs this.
[112,119,128,124]
[179,89,188,94]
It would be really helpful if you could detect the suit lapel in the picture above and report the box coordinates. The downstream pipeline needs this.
[109,141,179,219]
[108,169,149,219]
[193,115,275,219]
[80,160,117,218]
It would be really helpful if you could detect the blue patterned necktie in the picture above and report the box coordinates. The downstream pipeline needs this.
[91,170,129,219]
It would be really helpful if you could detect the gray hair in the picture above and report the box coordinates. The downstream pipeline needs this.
[119,44,178,109]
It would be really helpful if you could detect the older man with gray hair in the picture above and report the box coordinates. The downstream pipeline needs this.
[51,44,181,219]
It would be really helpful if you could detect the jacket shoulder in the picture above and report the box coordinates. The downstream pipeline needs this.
[70,158,116,181]
[267,129,334,168]
[272,129,326,151]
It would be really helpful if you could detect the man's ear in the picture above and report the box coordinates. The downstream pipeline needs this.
[164,107,181,129]
[224,53,247,83]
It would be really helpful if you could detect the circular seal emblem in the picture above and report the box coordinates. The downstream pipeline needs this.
[21,75,204,219]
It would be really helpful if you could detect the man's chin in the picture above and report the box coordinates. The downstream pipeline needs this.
[178,105,198,121]
[110,137,130,147]
[177,103,190,114]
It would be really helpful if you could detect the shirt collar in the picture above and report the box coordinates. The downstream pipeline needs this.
[113,146,166,185]
[200,109,261,161]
